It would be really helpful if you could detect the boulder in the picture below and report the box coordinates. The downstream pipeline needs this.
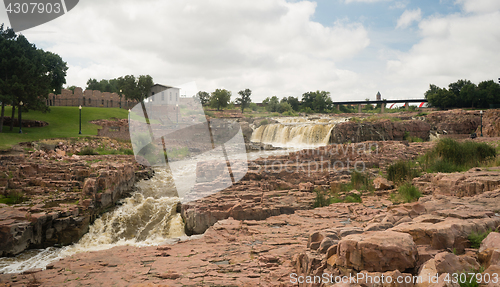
[373,177,393,191]
[434,252,479,274]
[336,231,418,272]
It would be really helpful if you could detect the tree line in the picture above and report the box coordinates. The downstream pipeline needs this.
[425,79,500,109]
[82,75,153,103]
[195,89,352,114]
[0,24,68,133]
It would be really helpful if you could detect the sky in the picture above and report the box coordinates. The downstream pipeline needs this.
[1,0,500,102]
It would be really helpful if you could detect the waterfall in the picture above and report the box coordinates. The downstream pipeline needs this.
[251,117,347,147]
[0,168,185,273]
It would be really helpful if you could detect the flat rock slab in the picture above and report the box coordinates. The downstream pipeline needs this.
[336,230,418,272]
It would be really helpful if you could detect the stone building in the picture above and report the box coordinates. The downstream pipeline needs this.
[376,91,381,101]
[47,87,137,109]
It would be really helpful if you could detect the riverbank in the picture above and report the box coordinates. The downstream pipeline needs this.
[0,138,152,257]
[1,138,500,286]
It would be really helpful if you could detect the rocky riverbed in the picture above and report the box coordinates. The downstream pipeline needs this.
[1,137,500,286]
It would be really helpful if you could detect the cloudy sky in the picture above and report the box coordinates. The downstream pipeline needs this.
[1,0,499,102]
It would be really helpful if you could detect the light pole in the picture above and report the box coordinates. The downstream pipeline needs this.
[79,105,82,134]
[128,109,131,125]
[119,89,122,108]
[480,110,483,137]
[18,101,23,134]
[176,104,179,123]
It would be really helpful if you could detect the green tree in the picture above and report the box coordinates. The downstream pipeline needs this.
[210,89,231,110]
[448,79,472,107]
[117,75,139,101]
[263,96,279,112]
[195,91,210,106]
[137,75,154,102]
[0,25,67,133]
[302,91,332,113]
[86,78,100,91]
[277,101,293,113]
[235,88,252,113]
[284,96,300,111]
[477,80,500,108]
[0,25,16,132]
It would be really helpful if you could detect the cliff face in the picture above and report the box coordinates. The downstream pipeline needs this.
[330,119,431,143]
[477,109,500,136]
[0,141,152,257]
[426,109,481,135]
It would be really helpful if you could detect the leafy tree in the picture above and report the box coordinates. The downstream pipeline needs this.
[0,25,67,133]
[263,96,280,112]
[477,80,500,108]
[195,91,210,106]
[117,75,140,101]
[277,101,293,113]
[210,89,231,110]
[281,96,300,111]
[137,75,154,102]
[235,88,252,113]
[86,78,100,91]
[67,85,77,92]
[448,79,472,108]
[302,91,332,113]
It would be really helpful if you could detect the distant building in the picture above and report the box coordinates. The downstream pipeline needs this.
[149,84,180,106]
[376,91,381,101]
[47,87,136,109]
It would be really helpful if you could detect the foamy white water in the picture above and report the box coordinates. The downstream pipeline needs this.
[251,116,348,148]
[0,148,292,274]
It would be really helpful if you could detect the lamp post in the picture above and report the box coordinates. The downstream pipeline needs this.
[18,101,23,134]
[119,89,122,108]
[79,105,82,134]
[176,104,179,123]
[128,109,131,125]
[480,110,483,137]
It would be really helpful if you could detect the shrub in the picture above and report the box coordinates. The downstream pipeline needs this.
[387,161,420,183]
[260,119,269,126]
[351,171,373,191]
[78,147,98,155]
[313,189,331,208]
[0,191,24,205]
[468,229,495,249]
[249,103,258,111]
[422,138,496,172]
[396,182,421,203]
[458,266,486,287]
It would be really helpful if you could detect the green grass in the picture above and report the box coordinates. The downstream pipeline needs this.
[387,160,421,183]
[458,266,486,287]
[0,191,24,205]
[0,106,128,150]
[391,182,421,203]
[468,229,495,249]
[421,138,497,173]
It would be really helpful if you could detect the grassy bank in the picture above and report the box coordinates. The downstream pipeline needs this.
[0,106,128,150]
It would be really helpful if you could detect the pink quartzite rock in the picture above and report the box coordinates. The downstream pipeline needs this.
[336,230,418,272]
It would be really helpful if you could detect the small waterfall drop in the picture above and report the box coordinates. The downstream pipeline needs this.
[251,117,347,147]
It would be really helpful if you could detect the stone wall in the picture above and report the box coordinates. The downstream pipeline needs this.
[47,87,137,109]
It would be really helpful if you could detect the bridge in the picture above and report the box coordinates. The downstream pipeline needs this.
[331,99,428,113]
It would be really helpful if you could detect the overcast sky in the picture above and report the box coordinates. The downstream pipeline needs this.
[1,0,500,102]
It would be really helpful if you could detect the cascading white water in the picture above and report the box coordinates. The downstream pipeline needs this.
[0,168,185,273]
[251,117,347,147]
[0,149,292,274]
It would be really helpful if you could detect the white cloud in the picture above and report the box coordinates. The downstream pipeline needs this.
[396,8,422,29]
[345,0,392,3]
[455,0,500,13]
[16,0,370,102]
[386,5,500,92]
